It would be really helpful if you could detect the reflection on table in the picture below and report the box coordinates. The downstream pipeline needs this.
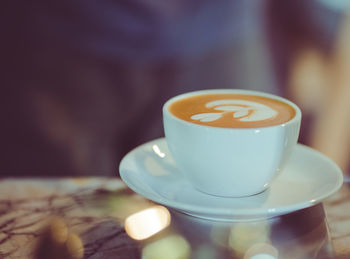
[0,178,348,259]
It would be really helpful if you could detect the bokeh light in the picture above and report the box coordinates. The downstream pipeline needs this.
[65,233,84,259]
[142,234,191,259]
[125,205,171,240]
[49,217,68,244]
[229,221,272,256]
[244,243,278,259]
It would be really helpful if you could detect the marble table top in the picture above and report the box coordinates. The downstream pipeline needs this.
[0,177,349,259]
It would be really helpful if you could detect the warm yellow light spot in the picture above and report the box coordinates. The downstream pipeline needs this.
[66,233,84,259]
[49,217,68,244]
[142,235,191,259]
[125,206,171,240]
[229,222,271,256]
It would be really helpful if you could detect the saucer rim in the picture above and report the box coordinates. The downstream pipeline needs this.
[119,138,343,219]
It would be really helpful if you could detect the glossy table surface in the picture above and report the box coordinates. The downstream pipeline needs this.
[0,177,349,259]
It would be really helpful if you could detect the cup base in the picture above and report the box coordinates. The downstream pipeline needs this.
[193,185,269,198]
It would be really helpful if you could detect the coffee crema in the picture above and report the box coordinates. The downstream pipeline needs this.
[169,93,296,128]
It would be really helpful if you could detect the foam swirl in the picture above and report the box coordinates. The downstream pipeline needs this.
[191,99,278,123]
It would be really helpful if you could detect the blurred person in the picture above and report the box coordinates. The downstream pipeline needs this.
[267,0,350,174]
[1,1,278,177]
[307,12,350,174]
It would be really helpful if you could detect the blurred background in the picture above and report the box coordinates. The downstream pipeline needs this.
[2,0,350,177]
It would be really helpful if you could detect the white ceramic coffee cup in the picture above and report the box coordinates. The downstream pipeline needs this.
[163,89,301,197]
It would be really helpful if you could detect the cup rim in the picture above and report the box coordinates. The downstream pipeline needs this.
[163,89,302,131]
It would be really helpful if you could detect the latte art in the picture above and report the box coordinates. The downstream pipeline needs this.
[191,99,278,123]
[169,93,296,128]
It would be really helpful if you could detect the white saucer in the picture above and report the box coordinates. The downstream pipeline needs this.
[119,138,343,221]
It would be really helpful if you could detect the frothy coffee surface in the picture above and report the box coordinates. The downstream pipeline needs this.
[169,93,296,128]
